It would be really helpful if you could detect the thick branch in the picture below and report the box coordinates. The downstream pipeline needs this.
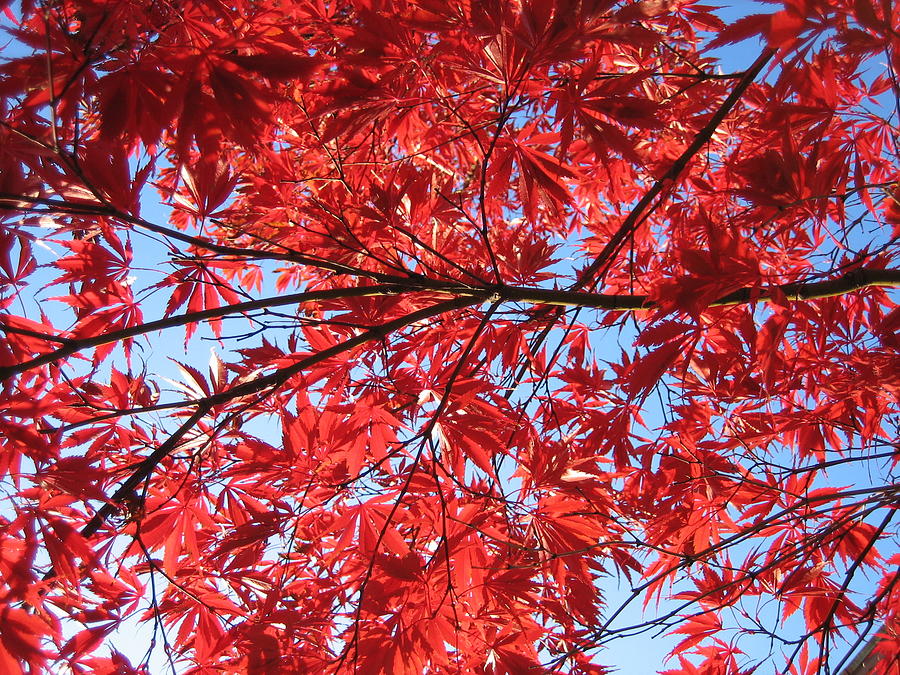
[5,270,896,382]
[500,268,900,310]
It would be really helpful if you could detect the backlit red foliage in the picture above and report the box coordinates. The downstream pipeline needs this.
[0,0,898,673]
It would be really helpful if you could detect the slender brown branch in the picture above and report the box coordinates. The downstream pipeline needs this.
[0,284,411,380]
[0,192,424,283]
[0,322,74,345]
[572,48,777,291]
[59,294,487,563]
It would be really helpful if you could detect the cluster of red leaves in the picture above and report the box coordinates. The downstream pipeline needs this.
[0,0,898,673]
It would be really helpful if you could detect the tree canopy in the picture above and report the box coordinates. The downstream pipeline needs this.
[0,0,898,673]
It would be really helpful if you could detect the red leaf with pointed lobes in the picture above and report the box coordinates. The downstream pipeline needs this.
[621,338,687,400]
[767,5,809,48]
[670,613,723,654]
[707,13,771,48]
[0,607,53,673]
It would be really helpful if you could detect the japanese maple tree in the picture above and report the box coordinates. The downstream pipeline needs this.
[1,0,898,672]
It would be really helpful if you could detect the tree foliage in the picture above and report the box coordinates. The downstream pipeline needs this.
[0,0,899,672]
